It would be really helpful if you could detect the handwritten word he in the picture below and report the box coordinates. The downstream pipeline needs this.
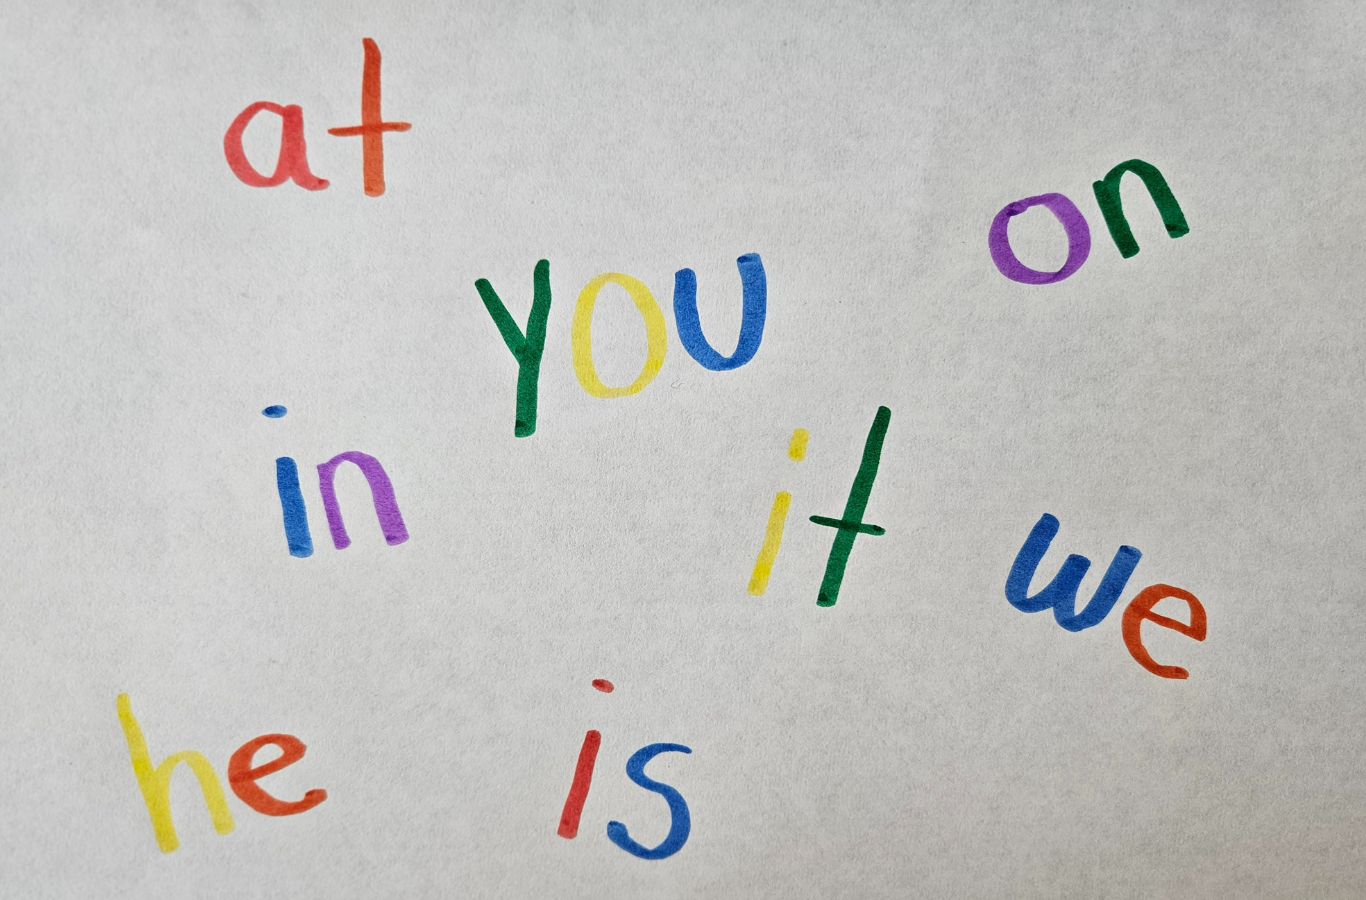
[116,694,327,853]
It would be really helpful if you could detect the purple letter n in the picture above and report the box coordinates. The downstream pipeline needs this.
[316,451,410,549]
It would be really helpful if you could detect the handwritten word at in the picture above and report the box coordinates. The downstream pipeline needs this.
[223,38,410,196]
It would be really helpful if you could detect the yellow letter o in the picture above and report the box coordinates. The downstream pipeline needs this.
[571,272,668,398]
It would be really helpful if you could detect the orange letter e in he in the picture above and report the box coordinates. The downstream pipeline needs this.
[116,693,236,853]
[223,102,330,190]
[328,38,411,196]
[228,733,328,816]
[1122,584,1208,679]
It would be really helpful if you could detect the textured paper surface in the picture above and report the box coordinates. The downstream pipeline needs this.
[2,2,1364,897]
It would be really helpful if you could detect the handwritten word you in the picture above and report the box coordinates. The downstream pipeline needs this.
[476,255,766,437]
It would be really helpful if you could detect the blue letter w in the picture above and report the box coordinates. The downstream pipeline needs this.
[1005,513,1141,632]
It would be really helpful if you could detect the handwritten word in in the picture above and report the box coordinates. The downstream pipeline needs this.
[270,407,409,557]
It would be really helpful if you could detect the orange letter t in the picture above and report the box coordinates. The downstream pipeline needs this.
[328,38,411,196]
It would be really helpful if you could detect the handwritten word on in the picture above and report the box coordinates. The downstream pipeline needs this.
[989,158,1189,284]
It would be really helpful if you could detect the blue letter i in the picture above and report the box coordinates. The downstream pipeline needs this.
[276,457,313,558]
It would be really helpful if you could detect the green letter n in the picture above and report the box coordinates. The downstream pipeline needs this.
[475,259,551,437]
[1092,159,1189,258]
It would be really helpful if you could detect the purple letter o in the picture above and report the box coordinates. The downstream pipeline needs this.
[988,193,1091,285]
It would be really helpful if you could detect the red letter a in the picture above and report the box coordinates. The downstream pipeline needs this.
[223,102,329,190]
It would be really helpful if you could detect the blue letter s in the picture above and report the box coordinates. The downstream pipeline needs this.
[606,743,692,860]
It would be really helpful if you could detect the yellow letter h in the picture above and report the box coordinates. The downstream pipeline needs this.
[116,693,235,853]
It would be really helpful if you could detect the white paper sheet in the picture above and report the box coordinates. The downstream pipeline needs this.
[3,2,1364,897]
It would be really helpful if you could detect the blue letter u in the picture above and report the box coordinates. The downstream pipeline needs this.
[1005,513,1140,631]
[673,253,766,371]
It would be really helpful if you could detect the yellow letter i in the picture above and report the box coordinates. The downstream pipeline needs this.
[747,428,809,595]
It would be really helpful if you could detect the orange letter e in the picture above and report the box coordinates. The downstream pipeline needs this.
[228,733,328,816]
[1122,583,1207,680]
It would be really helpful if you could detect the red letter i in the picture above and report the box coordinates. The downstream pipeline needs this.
[557,730,601,839]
